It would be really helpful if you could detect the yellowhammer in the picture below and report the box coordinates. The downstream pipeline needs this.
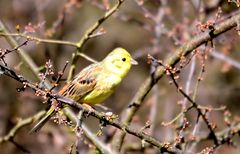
[31,47,137,132]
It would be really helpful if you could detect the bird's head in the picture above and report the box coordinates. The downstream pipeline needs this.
[103,47,138,78]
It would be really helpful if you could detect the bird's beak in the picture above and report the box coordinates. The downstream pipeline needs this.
[131,58,138,65]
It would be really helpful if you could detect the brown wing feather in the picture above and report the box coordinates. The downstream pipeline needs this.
[58,63,101,102]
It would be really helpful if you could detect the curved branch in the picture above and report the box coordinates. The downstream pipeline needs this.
[0,111,45,143]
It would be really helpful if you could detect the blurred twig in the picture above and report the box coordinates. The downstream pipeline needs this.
[186,48,207,152]
[0,111,45,153]
[0,33,77,47]
[0,111,45,143]
[211,50,240,70]
[184,122,240,149]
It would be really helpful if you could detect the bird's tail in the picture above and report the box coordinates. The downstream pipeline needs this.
[30,106,56,133]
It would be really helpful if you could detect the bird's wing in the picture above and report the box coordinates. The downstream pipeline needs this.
[59,63,101,101]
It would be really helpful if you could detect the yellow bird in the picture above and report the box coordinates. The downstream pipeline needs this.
[31,47,138,132]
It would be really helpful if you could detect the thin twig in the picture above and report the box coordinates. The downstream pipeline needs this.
[0,33,77,47]
[0,40,28,59]
[49,61,69,91]
[211,50,240,70]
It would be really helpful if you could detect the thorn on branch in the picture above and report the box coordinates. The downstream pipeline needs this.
[0,40,29,65]
[128,102,140,108]
[89,28,106,38]
[208,25,215,47]
[147,54,162,85]
[140,121,151,132]
[49,61,69,91]
[16,86,26,92]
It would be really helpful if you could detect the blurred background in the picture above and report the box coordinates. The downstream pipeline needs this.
[0,0,240,153]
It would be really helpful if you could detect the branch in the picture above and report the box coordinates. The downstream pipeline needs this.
[184,123,240,149]
[59,96,175,154]
[112,10,240,150]
[0,63,175,153]
[63,108,116,154]
[0,33,77,47]
[0,111,45,143]
[0,33,98,64]
[67,0,125,81]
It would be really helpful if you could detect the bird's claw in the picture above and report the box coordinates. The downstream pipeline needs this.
[82,103,95,117]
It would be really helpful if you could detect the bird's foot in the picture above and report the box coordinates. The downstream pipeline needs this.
[82,103,95,116]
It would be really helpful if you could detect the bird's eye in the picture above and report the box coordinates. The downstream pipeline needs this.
[122,57,126,62]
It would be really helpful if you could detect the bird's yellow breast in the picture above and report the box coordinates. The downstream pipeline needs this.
[80,73,122,104]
